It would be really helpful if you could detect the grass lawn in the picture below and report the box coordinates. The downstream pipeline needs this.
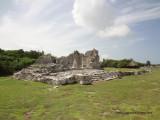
[104,67,142,72]
[0,68,160,120]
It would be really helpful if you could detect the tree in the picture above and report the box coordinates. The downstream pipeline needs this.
[100,59,144,68]
[0,48,44,76]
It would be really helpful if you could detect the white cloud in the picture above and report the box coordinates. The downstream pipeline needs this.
[116,8,160,25]
[98,24,130,38]
[0,0,160,59]
[72,0,160,38]
[116,1,160,24]
[0,15,87,56]
[72,0,131,38]
[72,0,115,30]
[0,0,88,56]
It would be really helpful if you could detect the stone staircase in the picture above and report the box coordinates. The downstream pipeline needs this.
[91,72,120,81]
[91,74,103,81]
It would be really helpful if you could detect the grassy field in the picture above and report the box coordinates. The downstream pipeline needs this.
[104,67,143,72]
[0,68,160,120]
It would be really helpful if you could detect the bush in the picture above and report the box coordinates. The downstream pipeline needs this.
[0,49,43,76]
[101,59,145,68]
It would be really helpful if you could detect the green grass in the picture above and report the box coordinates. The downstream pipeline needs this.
[0,68,160,120]
[104,67,142,72]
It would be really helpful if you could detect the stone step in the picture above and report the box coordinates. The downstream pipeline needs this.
[92,77,101,79]
[92,74,101,76]
[92,78,102,80]
[92,79,100,81]
[92,76,102,78]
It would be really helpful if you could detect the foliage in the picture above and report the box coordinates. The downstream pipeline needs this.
[101,59,145,68]
[0,49,43,76]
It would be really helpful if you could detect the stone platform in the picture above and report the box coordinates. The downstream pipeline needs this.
[13,49,148,86]
[13,64,142,85]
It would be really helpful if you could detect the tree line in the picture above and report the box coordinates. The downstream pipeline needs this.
[0,48,151,76]
[0,49,44,76]
[100,59,149,68]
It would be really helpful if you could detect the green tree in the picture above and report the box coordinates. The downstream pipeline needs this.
[0,49,44,76]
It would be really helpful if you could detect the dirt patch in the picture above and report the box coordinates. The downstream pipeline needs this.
[24,110,33,120]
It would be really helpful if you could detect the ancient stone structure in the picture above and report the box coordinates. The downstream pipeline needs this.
[56,48,100,69]
[36,54,56,64]
[82,48,100,69]
[13,65,146,86]
[13,49,148,86]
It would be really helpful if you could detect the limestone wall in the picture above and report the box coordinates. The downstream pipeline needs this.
[56,49,100,69]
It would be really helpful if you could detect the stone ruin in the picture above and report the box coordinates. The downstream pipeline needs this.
[56,48,100,69]
[13,49,148,85]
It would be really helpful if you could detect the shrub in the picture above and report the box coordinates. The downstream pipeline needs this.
[0,49,43,76]
[101,59,145,68]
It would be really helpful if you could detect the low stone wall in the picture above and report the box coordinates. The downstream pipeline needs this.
[13,65,148,86]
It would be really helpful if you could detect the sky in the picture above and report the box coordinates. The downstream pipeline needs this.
[0,0,160,64]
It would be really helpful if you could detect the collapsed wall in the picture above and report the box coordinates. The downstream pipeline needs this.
[13,64,147,85]
[13,49,148,86]
[56,48,100,69]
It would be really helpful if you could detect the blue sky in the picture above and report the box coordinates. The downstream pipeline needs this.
[0,0,160,63]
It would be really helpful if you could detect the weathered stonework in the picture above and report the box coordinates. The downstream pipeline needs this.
[13,65,146,86]
[13,49,148,86]
[36,54,56,64]
[83,48,100,69]
[56,48,100,69]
